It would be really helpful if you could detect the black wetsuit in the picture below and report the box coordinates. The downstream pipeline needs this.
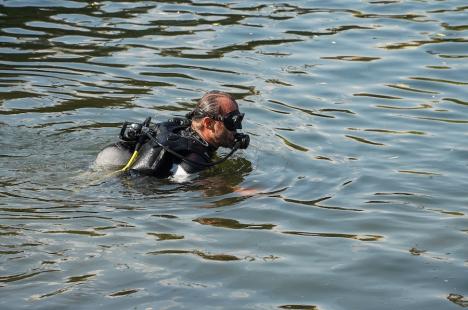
[96,118,215,178]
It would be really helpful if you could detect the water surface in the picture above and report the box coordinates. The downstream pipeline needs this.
[1,1,468,309]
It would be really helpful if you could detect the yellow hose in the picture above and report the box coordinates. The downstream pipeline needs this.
[119,150,139,172]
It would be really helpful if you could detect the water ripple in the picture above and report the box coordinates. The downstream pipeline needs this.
[147,249,240,261]
[194,217,276,230]
[1,0,468,309]
[282,231,383,242]
[0,269,60,284]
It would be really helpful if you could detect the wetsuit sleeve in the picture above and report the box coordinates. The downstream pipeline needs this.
[179,152,210,173]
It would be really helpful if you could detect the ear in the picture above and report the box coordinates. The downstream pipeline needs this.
[202,117,215,130]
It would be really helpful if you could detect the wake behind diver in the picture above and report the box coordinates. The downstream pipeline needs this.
[95,91,250,178]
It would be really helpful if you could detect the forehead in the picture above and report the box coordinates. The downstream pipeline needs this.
[218,96,239,114]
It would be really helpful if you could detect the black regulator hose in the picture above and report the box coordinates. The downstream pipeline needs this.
[142,128,249,168]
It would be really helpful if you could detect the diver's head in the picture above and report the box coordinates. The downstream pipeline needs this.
[189,90,245,149]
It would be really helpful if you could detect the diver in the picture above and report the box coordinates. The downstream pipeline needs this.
[94,90,250,178]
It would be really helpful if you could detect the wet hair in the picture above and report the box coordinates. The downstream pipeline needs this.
[187,90,237,120]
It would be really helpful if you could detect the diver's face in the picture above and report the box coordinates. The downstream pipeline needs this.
[212,105,240,148]
[213,118,235,148]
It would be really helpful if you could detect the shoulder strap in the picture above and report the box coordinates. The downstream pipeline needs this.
[155,119,211,158]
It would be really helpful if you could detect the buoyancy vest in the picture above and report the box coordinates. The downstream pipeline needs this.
[130,118,214,177]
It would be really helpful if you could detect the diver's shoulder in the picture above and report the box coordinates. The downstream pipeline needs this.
[163,117,191,127]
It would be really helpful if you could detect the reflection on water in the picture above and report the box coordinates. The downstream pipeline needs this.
[1,0,468,309]
[194,217,276,230]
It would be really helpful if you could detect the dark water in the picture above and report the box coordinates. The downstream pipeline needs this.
[1,1,468,309]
